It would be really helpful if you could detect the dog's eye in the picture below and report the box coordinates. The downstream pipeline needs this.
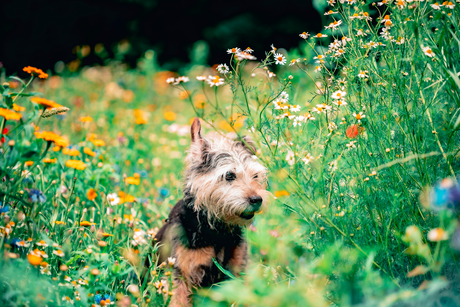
[253,174,258,179]
[225,171,236,181]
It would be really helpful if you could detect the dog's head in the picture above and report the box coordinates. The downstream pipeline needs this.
[184,118,268,226]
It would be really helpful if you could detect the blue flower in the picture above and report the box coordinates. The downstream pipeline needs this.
[0,202,9,213]
[430,178,460,211]
[159,187,170,198]
[94,294,102,304]
[104,294,113,302]
[28,189,47,204]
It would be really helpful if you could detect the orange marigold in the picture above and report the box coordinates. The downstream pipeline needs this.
[79,116,93,123]
[0,108,22,121]
[83,147,96,157]
[118,191,136,204]
[13,104,26,112]
[91,139,105,146]
[31,97,63,109]
[134,109,148,125]
[34,131,69,147]
[87,188,97,200]
[25,161,34,166]
[65,159,86,170]
[125,176,140,185]
[27,252,43,266]
[43,158,57,163]
[23,66,48,79]
[62,148,80,156]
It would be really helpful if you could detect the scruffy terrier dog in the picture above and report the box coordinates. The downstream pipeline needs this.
[149,118,268,306]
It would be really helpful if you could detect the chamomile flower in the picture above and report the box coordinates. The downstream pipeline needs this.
[444,1,455,9]
[270,44,277,53]
[244,47,254,53]
[328,122,338,131]
[325,20,343,30]
[422,46,435,57]
[327,0,336,5]
[324,10,338,15]
[299,32,310,39]
[346,141,357,149]
[207,75,225,87]
[302,153,313,164]
[268,71,276,78]
[431,2,442,9]
[289,59,300,66]
[107,193,120,206]
[53,250,65,257]
[333,99,347,106]
[377,0,389,5]
[227,47,241,54]
[36,240,48,247]
[353,112,366,122]
[381,15,393,27]
[313,33,328,38]
[217,64,230,74]
[290,105,301,112]
[62,296,74,304]
[313,54,326,63]
[304,113,316,121]
[176,76,189,83]
[357,70,368,78]
[196,75,207,81]
[274,53,287,65]
[166,77,175,84]
[356,29,367,37]
[331,90,346,99]
[312,103,331,114]
[236,52,257,60]
[286,151,296,166]
[314,66,322,73]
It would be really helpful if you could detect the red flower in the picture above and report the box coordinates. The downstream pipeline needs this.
[346,124,364,138]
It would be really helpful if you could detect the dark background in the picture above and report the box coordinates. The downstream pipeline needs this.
[0,0,322,74]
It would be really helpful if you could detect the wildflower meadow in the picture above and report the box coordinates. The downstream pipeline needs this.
[1,0,460,306]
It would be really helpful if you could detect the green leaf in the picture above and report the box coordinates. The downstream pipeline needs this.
[8,76,26,86]
[212,257,236,279]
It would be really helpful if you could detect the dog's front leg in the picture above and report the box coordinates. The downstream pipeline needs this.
[169,279,191,307]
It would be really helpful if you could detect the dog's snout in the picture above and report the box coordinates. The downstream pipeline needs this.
[249,195,263,209]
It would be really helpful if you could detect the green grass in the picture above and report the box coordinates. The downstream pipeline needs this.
[1,0,460,306]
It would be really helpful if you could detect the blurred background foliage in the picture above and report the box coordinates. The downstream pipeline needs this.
[0,0,322,74]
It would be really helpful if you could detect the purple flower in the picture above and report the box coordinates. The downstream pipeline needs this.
[28,189,46,204]
[429,178,460,211]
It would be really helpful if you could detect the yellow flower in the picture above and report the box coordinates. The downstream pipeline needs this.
[79,116,93,123]
[43,158,57,163]
[0,108,22,121]
[87,189,97,200]
[53,146,61,152]
[13,104,26,112]
[102,233,113,238]
[125,175,140,185]
[65,159,86,170]
[134,109,148,125]
[163,111,176,121]
[54,221,66,225]
[31,97,63,109]
[274,190,290,197]
[80,221,94,227]
[91,139,105,146]
[83,147,96,157]
[25,161,34,166]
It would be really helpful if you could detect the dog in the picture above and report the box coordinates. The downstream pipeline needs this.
[147,118,268,306]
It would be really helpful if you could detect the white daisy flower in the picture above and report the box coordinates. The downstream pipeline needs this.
[331,90,346,99]
[107,193,120,206]
[274,53,286,65]
[217,64,230,74]
[207,75,225,87]
[227,47,241,54]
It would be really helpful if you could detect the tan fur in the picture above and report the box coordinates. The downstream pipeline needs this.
[229,242,248,276]
[175,245,214,285]
[170,279,191,307]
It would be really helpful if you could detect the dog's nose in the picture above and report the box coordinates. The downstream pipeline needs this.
[249,196,263,210]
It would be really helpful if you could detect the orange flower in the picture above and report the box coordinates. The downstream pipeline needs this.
[0,108,22,121]
[23,66,48,79]
[79,116,93,123]
[80,221,94,227]
[91,139,105,146]
[83,147,96,157]
[27,252,43,266]
[53,146,61,152]
[163,111,176,121]
[346,124,365,139]
[274,190,290,197]
[43,158,57,163]
[34,131,69,147]
[65,159,86,170]
[134,109,148,125]
[118,191,136,204]
[62,148,80,156]
[31,97,63,109]
[87,188,97,200]
[25,161,34,166]
[13,104,26,112]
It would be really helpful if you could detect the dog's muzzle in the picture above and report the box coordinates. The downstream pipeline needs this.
[240,196,263,220]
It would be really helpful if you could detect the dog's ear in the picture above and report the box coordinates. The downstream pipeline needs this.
[240,135,257,154]
[191,118,202,143]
